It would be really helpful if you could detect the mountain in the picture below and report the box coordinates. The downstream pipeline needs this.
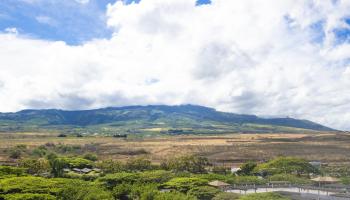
[0,105,334,134]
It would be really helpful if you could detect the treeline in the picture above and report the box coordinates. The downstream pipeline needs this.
[0,154,322,200]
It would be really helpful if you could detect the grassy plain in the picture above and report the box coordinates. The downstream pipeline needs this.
[1,132,350,167]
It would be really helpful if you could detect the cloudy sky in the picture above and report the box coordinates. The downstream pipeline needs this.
[1,0,350,130]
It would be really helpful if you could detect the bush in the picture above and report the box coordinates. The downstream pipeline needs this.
[191,173,235,183]
[129,183,159,200]
[341,177,350,185]
[213,192,240,200]
[154,191,196,200]
[268,174,311,184]
[57,180,113,200]
[254,157,318,176]
[238,161,257,176]
[98,172,140,189]
[19,158,50,175]
[31,146,48,158]
[125,157,152,171]
[187,186,220,200]
[212,166,229,174]
[112,183,132,200]
[0,177,59,194]
[0,193,56,200]
[83,153,98,161]
[161,155,209,173]
[96,160,125,174]
[238,192,289,200]
[9,149,22,159]
[233,176,266,185]
[138,170,174,183]
[0,166,26,177]
[164,177,208,193]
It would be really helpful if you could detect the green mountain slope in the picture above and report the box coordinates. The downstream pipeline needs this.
[0,105,334,134]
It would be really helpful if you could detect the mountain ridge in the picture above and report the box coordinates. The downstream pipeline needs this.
[0,104,335,134]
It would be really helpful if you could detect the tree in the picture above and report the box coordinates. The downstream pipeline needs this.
[51,158,68,177]
[237,161,257,176]
[96,160,125,174]
[112,183,132,200]
[125,157,152,171]
[9,149,22,159]
[161,155,209,173]
[254,157,319,176]
[19,158,50,175]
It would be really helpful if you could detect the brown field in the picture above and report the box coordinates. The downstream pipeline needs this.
[1,132,350,166]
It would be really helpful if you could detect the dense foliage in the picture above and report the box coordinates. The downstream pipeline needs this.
[0,156,331,200]
[254,157,318,176]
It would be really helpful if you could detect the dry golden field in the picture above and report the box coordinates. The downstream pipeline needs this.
[1,132,350,166]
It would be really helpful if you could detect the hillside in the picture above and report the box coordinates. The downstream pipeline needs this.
[0,105,334,135]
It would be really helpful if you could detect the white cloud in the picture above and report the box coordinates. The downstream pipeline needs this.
[4,27,18,35]
[1,0,350,130]
[35,16,57,26]
[75,0,90,4]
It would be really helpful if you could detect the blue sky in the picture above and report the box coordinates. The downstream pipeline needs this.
[0,0,211,45]
[0,0,117,45]
[1,0,350,130]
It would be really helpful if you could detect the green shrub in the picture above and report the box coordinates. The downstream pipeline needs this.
[239,192,289,200]
[268,174,311,184]
[0,177,59,194]
[191,173,235,183]
[63,157,93,169]
[254,157,318,176]
[32,146,48,158]
[0,166,26,177]
[238,162,257,176]
[19,158,50,175]
[187,186,220,200]
[96,160,125,174]
[9,149,22,159]
[341,177,350,185]
[57,180,113,200]
[212,166,229,175]
[125,157,152,172]
[138,170,174,183]
[213,192,240,200]
[154,191,196,200]
[0,193,56,200]
[129,183,159,200]
[161,155,209,174]
[83,154,98,162]
[233,176,266,185]
[164,177,208,193]
[98,172,139,189]
[112,183,132,200]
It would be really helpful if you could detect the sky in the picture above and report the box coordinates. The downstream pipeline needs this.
[1,0,350,130]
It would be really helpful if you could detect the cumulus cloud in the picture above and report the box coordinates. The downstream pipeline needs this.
[1,0,350,130]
